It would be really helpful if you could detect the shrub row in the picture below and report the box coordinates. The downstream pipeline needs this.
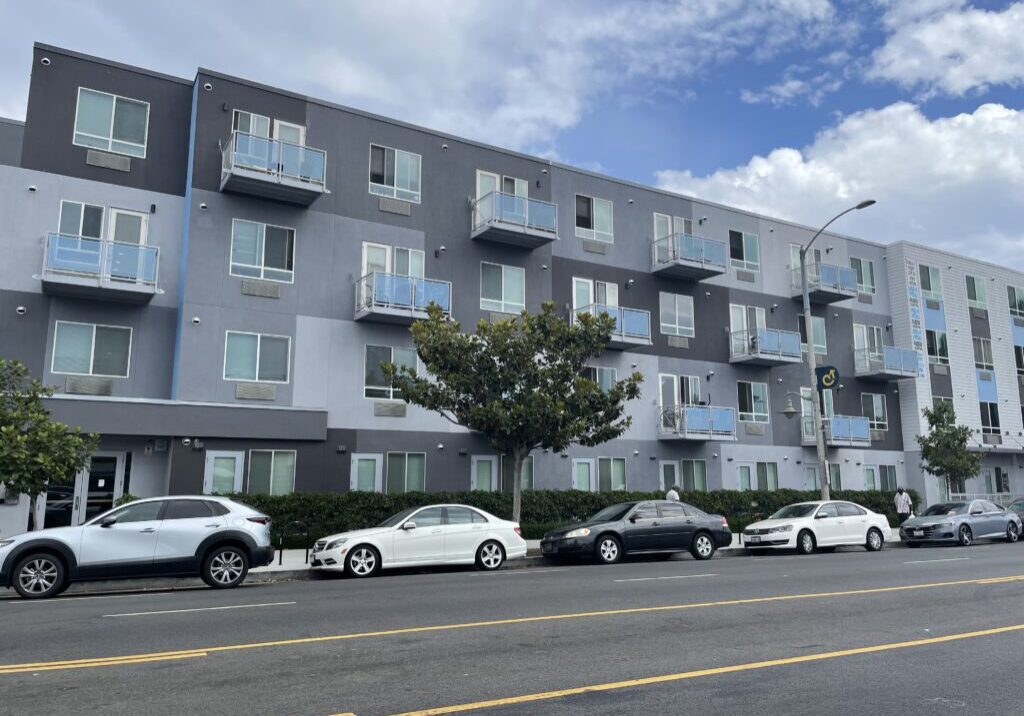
[228,489,919,547]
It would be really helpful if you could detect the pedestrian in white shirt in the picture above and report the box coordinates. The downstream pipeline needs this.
[665,485,680,502]
[894,487,913,525]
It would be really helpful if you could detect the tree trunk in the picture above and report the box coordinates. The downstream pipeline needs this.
[511,449,526,524]
[28,493,38,532]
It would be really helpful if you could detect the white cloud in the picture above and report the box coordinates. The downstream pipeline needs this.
[740,65,844,107]
[869,2,1024,96]
[655,102,1024,267]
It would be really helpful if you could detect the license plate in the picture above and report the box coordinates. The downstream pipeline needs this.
[913,530,923,537]
[747,535,761,544]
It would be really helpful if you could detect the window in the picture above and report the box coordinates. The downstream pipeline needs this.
[659,292,695,337]
[447,506,490,525]
[73,88,149,158]
[369,144,421,203]
[980,402,1001,435]
[926,329,949,365]
[817,503,839,519]
[597,457,626,492]
[754,462,778,491]
[385,452,426,493]
[633,502,659,519]
[471,456,500,491]
[58,200,104,238]
[104,500,163,524]
[476,170,527,199]
[575,195,613,243]
[573,277,618,311]
[973,337,994,370]
[248,450,296,495]
[502,455,535,490]
[966,275,987,310]
[1009,286,1024,318]
[879,465,898,491]
[737,381,769,423]
[164,500,215,520]
[1016,346,1024,375]
[364,345,417,399]
[850,257,876,294]
[653,213,693,240]
[863,466,878,490]
[232,110,270,138]
[798,315,827,355]
[861,393,888,430]
[933,396,954,412]
[412,507,444,527]
[729,230,760,271]
[362,242,424,278]
[224,332,290,383]
[830,463,842,491]
[230,219,295,283]
[52,321,132,378]
[919,264,942,300]
[582,366,616,392]
[853,323,884,359]
[681,460,707,492]
[481,262,525,314]
[837,503,865,517]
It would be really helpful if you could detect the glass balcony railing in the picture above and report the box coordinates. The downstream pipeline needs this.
[730,328,802,361]
[855,346,920,376]
[791,262,858,297]
[222,130,327,189]
[652,234,727,271]
[471,191,558,237]
[43,233,159,285]
[802,415,871,445]
[355,272,451,315]
[574,304,652,343]
[659,405,736,439]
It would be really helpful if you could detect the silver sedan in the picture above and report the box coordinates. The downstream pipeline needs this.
[900,499,1022,547]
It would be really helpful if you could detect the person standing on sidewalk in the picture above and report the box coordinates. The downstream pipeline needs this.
[665,484,680,502]
[894,487,913,525]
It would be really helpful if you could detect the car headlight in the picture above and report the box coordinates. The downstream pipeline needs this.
[0,539,14,548]
[326,538,348,550]
[564,528,591,539]
[934,522,953,527]
[768,525,793,533]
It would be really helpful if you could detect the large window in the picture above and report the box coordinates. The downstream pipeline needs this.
[233,110,270,138]
[597,457,626,492]
[480,262,526,314]
[926,329,949,365]
[369,144,421,203]
[879,465,897,491]
[1015,346,1024,375]
[224,332,290,383]
[966,275,987,310]
[659,292,695,337]
[980,401,1001,435]
[933,396,954,412]
[798,315,827,355]
[582,366,616,392]
[919,264,942,301]
[575,195,613,243]
[1009,285,1024,318]
[364,345,417,400]
[230,219,295,283]
[681,460,707,492]
[729,230,760,271]
[740,462,778,491]
[52,321,132,378]
[850,257,876,294]
[248,450,295,495]
[502,455,535,490]
[737,381,769,423]
[861,393,888,430]
[653,213,692,240]
[58,200,104,238]
[73,88,149,158]
[973,337,994,370]
[385,452,426,493]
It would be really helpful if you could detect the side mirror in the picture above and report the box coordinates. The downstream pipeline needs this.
[970,510,983,516]
[628,515,638,523]
[401,521,417,531]
[100,517,117,528]
[815,513,829,519]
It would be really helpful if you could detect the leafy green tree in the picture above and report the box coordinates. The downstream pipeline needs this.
[386,302,643,522]
[0,360,98,531]
[916,401,980,497]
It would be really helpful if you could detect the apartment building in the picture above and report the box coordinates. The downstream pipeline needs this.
[0,43,1020,533]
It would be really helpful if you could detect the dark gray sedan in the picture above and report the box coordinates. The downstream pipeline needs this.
[900,500,1022,547]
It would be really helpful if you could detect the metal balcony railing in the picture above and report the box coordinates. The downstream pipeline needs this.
[730,328,802,361]
[791,262,858,297]
[43,233,159,286]
[573,304,652,343]
[802,415,871,446]
[659,405,737,440]
[471,191,558,238]
[222,130,327,190]
[651,234,727,271]
[355,272,452,315]
[855,346,920,377]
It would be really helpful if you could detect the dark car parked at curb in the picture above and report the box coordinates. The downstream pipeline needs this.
[900,499,1021,547]
[540,500,732,564]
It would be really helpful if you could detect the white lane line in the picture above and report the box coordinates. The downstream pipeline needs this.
[614,574,718,583]
[904,557,971,565]
[102,601,296,618]
[470,568,570,577]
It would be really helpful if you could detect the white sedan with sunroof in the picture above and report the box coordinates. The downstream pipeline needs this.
[742,501,891,555]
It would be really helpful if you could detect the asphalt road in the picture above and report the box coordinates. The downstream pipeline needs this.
[3,541,1024,715]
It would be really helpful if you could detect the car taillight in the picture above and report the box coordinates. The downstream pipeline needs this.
[247,516,272,525]
[514,526,522,536]
[720,517,729,528]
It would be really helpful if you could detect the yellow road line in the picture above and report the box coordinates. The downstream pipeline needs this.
[2,573,1021,675]
[386,623,1024,715]
[0,652,207,674]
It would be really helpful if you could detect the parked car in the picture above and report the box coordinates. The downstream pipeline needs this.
[742,500,890,555]
[900,500,1021,547]
[0,496,274,599]
[1007,499,1024,525]
[540,500,732,563]
[311,504,527,577]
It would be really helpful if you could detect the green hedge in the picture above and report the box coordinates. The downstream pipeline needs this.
[227,489,919,548]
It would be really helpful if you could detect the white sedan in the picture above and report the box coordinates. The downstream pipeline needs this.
[742,500,891,555]
[311,504,528,577]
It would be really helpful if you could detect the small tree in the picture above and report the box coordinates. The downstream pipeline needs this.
[387,302,643,522]
[916,401,980,497]
[0,360,98,531]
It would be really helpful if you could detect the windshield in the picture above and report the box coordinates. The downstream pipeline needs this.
[589,503,634,523]
[922,503,967,516]
[377,508,418,528]
[1009,501,1024,512]
[769,503,818,519]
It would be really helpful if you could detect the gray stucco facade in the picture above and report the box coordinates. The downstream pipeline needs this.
[1,42,1021,535]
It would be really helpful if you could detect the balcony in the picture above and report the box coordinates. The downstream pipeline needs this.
[354,272,452,324]
[729,328,802,366]
[220,131,327,206]
[790,263,858,304]
[470,191,558,249]
[658,405,737,441]
[572,304,652,350]
[855,346,921,381]
[650,234,728,281]
[802,415,871,447]
[40,233,160,303]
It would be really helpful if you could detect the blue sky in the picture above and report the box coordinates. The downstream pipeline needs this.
[1,0,1022,265]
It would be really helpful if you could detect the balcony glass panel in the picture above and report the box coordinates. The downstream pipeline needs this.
[653,234,727,269]
[472,191,558,236]
[357,272,451,314]
[226,131,326,188]
[44,233,158,285]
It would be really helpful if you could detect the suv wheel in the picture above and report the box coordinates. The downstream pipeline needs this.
[13,553,66,599]
[202,546,249,589]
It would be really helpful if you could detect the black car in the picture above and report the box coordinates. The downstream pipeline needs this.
[540,500,732,564]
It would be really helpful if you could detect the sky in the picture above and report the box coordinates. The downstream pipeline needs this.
[1,0,1022,265]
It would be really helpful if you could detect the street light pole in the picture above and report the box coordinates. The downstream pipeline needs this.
[800,200,876,501]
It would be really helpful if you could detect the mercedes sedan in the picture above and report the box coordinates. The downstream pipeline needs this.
[900,500,1021,547]
[540,500,732,563]
[743,501,891,555]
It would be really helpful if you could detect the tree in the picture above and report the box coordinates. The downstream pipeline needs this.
[916,401,980,497]
[0,359,98,531]
[386,302,643,523]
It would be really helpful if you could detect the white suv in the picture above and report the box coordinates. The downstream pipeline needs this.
[0,496,274,599]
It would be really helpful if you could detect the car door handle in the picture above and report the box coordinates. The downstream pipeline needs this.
[205,524,220,528]
[139,528,157,533]
[430,529,442,534]
[652,521,661,526]
[685,519,694,524]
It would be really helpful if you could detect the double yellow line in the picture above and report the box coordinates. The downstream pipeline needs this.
[2,573,1022,675]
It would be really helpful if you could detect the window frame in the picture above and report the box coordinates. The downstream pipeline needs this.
[222,331,292,384]
[232,109,271,138]
[582,365,617,392]
[247,449,296,496]
[368,143,422,204]
[879,465,898,491]
[363,344,418,401]
[729,230,760,272]
[919,264,942,301]
[385,451,427,494]
[861,392,888,431]
[973,336,994,370]
[659,291,695,338]
[980,401,1001,435]
[1009,285,1024,318]
[229,218,296,284]
[51,320,133,379]
[58,199,105,239]
[965,274,987,310]
[480,261,526,314]
[737,380,770,423]
[681,459,707,492]
[574,194,614,243]
[73,87,150,159]
[798,314,828,355]
[850,256,876,295]
[597,456,627,492]
[926,329,950,365]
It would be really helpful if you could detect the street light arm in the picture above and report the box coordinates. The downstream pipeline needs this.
[802,200,876,255]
